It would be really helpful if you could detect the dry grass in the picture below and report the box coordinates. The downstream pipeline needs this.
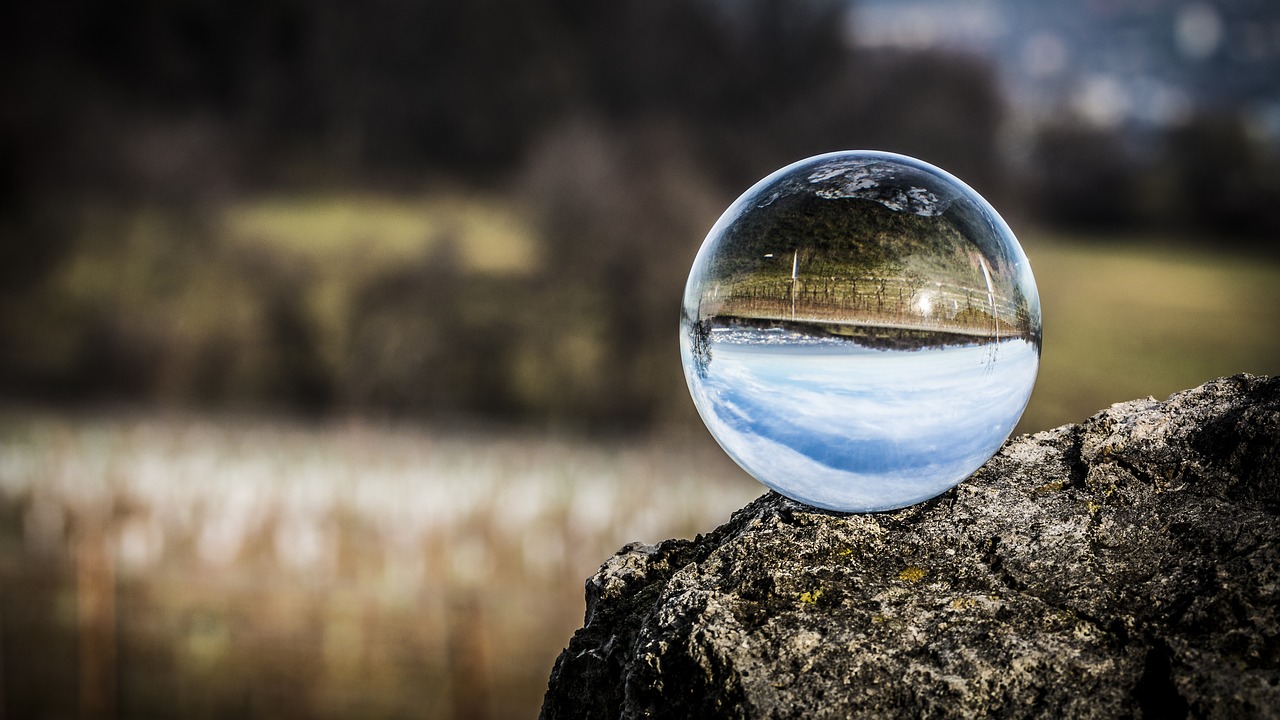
[0,412,759,719]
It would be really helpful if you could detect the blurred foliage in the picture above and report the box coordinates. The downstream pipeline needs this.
[0,0,1004,195]
[1028,110,1280,247]
[2,0,1278,429]
[0,0,1012,428]
[1163,112,1280,242]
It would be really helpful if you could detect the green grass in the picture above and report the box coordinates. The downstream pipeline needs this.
[222,192,539,274]
[1018,234,1280,432]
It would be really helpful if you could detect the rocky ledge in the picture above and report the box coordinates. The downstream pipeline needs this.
[541,375,1280,719]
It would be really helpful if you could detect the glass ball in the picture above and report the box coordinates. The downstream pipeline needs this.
[680,151,1041,512]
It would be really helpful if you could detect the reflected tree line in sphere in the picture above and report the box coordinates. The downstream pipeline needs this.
[692,184,1037,358]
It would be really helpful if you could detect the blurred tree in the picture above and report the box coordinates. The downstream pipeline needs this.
[1,0,1009,192]
[810,49,1008,203]
[1163,111,1280,246]
[343,238,529,419]
[237,251,333,414]
[515,120,723,429]
[1028,121,1141,231]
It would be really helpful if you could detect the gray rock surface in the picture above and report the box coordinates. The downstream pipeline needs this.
[541,374,1280,719]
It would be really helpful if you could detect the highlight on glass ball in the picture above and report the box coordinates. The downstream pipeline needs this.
[680,151,1041,513]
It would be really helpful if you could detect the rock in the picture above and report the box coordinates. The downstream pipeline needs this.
[541,374,1280,719]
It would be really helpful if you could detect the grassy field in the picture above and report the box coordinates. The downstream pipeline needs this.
[222,193,539,274]
[1018,234,1280,432]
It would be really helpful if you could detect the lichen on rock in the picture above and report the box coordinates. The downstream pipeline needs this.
[541,374,1280,719]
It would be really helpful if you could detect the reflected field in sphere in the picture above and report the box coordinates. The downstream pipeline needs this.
[681,151,1041,512]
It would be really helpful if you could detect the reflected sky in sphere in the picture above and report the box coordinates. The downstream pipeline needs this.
[680,151,1041,512]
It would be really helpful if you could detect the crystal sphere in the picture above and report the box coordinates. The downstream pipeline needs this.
[680,151,1041,512]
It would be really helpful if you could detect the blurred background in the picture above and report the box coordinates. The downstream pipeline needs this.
[1,0,1279,717]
